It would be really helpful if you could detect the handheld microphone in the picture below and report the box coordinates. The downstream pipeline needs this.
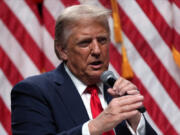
[100,70,146,113]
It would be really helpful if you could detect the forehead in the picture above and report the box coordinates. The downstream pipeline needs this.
[76,17,108,28]
[71,18,109,36]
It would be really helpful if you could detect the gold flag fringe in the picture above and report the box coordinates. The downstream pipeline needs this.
[110,0,133,79]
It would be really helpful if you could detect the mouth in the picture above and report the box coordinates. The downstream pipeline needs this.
[89,61,103,69]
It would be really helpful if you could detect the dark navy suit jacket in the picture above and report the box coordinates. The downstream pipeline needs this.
[11,63,157,135]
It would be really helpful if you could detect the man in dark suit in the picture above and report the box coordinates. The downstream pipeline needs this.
[11,4,157,135]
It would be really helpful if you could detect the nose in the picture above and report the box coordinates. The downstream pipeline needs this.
[91,39,101,58]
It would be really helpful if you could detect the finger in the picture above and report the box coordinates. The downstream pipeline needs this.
[120,84,137,92]
[117,110,139,122]
[113,78,137,96]
[126,89,140,95]
[110,89,139,97]
[119,102,143,113]
[116,78,136,90]
[107,88,118,97]
[118,80,132,90]
[116,87,138,96]
[115,95,144,108]
[109,95,144,113]
[108,89,126,97]
[113,77,124,90]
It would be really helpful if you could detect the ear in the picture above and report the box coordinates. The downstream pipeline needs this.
[56,45,68,61]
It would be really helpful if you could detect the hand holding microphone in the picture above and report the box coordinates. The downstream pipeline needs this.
[100,70,146,113]
[88,70,145,133]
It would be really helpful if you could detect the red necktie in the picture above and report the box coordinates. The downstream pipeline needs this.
[86,85,115,135]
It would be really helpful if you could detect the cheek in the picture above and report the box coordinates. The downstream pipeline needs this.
[69,49,89,66]
[102,48,110,69]
[102,46,109,59]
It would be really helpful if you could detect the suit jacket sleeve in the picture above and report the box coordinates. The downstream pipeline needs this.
[11,80,83,135]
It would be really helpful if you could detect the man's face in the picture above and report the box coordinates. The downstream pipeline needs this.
[61,19,110,85]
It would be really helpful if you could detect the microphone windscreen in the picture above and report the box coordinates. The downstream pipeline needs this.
[100,71,116,83]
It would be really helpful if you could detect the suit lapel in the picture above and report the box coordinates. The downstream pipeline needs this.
[53,64,89,125]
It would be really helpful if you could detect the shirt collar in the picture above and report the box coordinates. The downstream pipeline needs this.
[64,64,104,96]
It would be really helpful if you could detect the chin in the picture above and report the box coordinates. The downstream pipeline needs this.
[89,70,103,80]
[85,71,104,85]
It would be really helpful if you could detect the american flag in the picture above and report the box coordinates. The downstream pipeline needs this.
[0,0,180,135]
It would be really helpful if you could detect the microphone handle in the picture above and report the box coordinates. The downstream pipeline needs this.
[106,78,146,113]
[106,77,116,88]
[138,106,146,113]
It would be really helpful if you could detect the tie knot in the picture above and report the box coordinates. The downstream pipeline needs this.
[86,85,99,94]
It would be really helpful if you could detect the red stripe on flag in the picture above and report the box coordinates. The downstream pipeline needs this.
[136,0,173,48]
[132,76,178,135]
[174,30,180,51]
[171,0,180,52]
[0,46,23,85]
[109,43,122,75]
[0,1,54,72]
[173,0,180,8]
[42,6,55,38]
[25,0,43,25]
[100,0,180,109]
[0,97,12,135]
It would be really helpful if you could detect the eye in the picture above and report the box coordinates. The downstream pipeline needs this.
[97,36,109,45]
[77,38,92,47]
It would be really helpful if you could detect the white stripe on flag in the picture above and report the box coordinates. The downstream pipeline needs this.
[152,0,173,27]
[0,69,11,110]
[42,28,60,67]
[0,20,40,78]
[44,0,65,19]
[172,3,180,34]
[0,123,8,135]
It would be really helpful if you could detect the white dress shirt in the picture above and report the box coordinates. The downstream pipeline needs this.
[64,64,145,135]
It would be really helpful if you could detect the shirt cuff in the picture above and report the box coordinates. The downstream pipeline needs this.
[82,121,91,135]
[126,114,146,135]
